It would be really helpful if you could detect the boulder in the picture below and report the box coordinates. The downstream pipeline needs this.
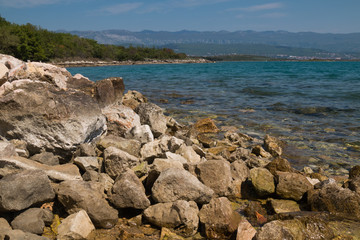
[199,197,241,239]
[97,135,141,157]
[231,160,250,197]
[0,79,106,157]
[265,157,295,176]
[125,124,154,144]
[193,118,220,133]
[109,169,150,209]
[152,168,214,204]
[176,145,201,163]
[236,219,257,240]
[249,167,275,197]
[74,156,99,172]
[0,156,82,181]
[102,104,141,136]
[196,160,235,197]
[74,143,96,157]
[122,90,148,110]
[56,180,118,228]
[104,146,140,179]
[146,158,184,189]
[141,135,184,161]
[30,151,60,166]
[164,152,188,164]
[276,171,313,201]
[0,170,55,212]
[0,229,49,240]
[251,145,272,158]
[11,208,53,235]
[263,135,282,157]
[95,77,124,107]
[267,199,300,214]
[135,103,168,137]
[0,140,17,158]
[57,210,95,240]
[143,200,199,237]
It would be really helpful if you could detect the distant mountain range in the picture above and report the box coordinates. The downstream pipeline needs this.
[59,30,360,58]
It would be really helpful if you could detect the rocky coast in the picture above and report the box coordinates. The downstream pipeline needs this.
[0,53,360,239]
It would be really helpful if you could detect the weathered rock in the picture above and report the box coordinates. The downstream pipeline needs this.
[95,77,124,107]
[122,90,148,110]
[75,143,97,157]
[99,173,115,193]
[10,139,29,158]
[104,146,140,179]
[267,199,300,214]
[228,148,251,162]
[0,229,49,240]
[0,156,82,181]
[308,183,360,219]
[0,79,106,157]
[135,103,168,137]
[196,160,235,197]
[176,145,201,163]
[57,210,95,240]
[0,217,11,231]
[0,170,55,212]
[194,118,220,133]
[0,140,17,158]
[231,160,250,197]
[30,151,60,166]
[236,219,257,240]
[74,156,99,171]
[143,200,199,237]
[56,180,118,228]
[125,124,154,144]
[264,135,282,157]
[164,152,188,164]
[102,104,141,136]
[245,155,271,168]
[249,167,275,197]
[11,208,53,235]
[199,197,241,239]
[141,135,184,161]
[97,135,141,157]
[0,63,8,86]
[276,171,313,201]
[265,157,295,176]
[349,165,360,180]
[160,228,185,240]
[251,145,272,158]
[152,168,214,204]
[109,169,150,209]
[197,134,216,148]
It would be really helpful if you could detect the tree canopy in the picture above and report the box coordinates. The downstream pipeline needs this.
[0,16,186,62]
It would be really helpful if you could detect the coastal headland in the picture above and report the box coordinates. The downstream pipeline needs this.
[0,54,360,239]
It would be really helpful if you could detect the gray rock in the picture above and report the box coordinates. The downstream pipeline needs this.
[140,135,184,161]
[196,160,235,197]
[122,90,148,110]
[95,77,124,107]
[98,135,141,157]
[231,160,250,184]
[11,208,53,235]
[143,200,199,237]
[0,229,50,240]
[199,197,241,239]
[56,180,118,229]
[74,156,99,171]
[0,140,17,158]
[164,151,188,164]
[104,146,140,179]
[267,199,301,214]
[135,103,168,137]
[250,167,275,197]
[99,173,115,193]
[276,171,313,201]
[10,139,29,158]
[125,124,154,144]
[152,168,214,204]
[109,169,150,209]
[229,147,251,162]
[0,170,55,212]
[0,156,82,181]
[57,210,95,240]
[30,151,59,166]
[75,143,97,157]
[146,158,184,189]
[176,145,201,163]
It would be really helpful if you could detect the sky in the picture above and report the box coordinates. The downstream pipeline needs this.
[1,0,360,33]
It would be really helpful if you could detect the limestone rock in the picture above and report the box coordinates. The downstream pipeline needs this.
[0,140,17,158]
[276,171,313,201]
[146,158,184,189]
[75,143,97,157]
[199,197,241,239]
[236,219,257,240]
[194,118,220,133]
[141,135,184,161]
[0,170,55,212]
[267,199,300,214]
[143,200,199,237]
[126,124,154,144]
[10,139,29,158]
[109,169,150,209]
[152,168,214,204]
[231,160,250,197]
[122,90,148,110]
[74,156,99,171]
[95,77,124,107]
[176,145,201,163]
[97,135,141,157]
[57,210,95,240]
[250,167,275,197]
[30,151,60,166]
[264,135,282,157]
[0,63,8,86]
[11,208,53,235]
[104,146,140,179]
[229,148,251,162]
[196,160,235,197]
[56,180,118,228]
[252,145,272,158]
[0,156,82,181]
[164,152,188,164]
[135,103,168,137]
[265,157,295,176]
[0,229,49,240]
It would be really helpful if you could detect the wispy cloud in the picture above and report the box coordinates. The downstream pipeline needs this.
[99,2,143,15]
[0,0,61,7]
[260,12,287,18]
[140,0,231,13]
[228,2,283,12]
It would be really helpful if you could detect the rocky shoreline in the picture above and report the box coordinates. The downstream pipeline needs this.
[1,53,360,239]
[53,58,213,68]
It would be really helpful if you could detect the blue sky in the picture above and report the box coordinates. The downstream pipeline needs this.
[1,0,359,33]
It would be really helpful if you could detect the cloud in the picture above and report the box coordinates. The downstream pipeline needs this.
[260,12,286,18]
[99,2,143,15]
[140,0,231,13]
[0,0,61,7]
[228,2,283,12]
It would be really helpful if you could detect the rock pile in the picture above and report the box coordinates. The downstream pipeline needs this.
[0,54,359,239]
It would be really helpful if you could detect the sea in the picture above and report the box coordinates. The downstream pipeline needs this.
[67,61,360,174]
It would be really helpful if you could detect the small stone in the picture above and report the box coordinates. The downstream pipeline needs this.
[57,210,95,240]
[11,208,53,235]
[74,156,99,171]
[276,171,313,201]
[267,199,300,214]
[104,146,140,179]
[264,135,282,157]
[250,168,275,197]
[194,118,220,133]
[125,124,154,144]
[236,218,257,240]
[30,151,60,166]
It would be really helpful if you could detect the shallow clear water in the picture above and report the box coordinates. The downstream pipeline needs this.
[68,61,360,172]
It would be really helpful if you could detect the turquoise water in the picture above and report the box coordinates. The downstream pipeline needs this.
[68,62,360,172]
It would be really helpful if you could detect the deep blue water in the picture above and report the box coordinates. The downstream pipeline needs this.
[68,61,360,172]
